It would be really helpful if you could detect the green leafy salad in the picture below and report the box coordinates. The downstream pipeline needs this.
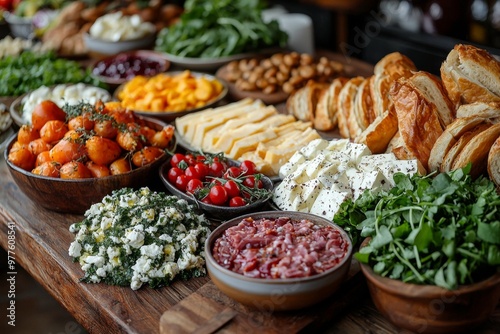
[0,51,102,96]
[69,187,211,290]
[155,0,288,58]
[334,165,500,290]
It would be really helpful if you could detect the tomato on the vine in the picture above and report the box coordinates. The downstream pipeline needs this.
[170,153,186,168]
[184,154,196,166]
[175,174,189,192]
[243,175,263,189]
[194,162,209,179]
[224,166,242,179]
[186,179,203,194]
[229,196,246,207]
[184,166,201,181]
[167,167,183,184]
[209,161,225,177]
[224,180,240,198]
[209,185,228,205]
[240,160,257,176]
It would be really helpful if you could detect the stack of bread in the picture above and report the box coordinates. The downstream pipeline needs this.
[286,44,500,185]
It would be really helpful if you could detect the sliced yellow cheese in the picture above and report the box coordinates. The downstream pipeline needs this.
[204,105,277,150]
[175,97,254,135]
[177,98,255,141]
[228,129,278,159]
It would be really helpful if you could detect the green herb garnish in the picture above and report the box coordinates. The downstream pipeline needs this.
[334,164,500,289]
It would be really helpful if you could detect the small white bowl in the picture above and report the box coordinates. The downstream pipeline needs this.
[83,32,156,57]
[205,211,353,310]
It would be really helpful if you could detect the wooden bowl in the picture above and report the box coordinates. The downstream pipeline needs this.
[4,116,171,214]
[205,211,353,310]
[359,239,500,333]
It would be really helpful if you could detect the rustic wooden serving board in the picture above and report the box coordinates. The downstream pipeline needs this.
[159,261,366,334]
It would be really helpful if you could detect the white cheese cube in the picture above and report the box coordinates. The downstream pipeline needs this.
[272,180,301,210]
[358,153,397,172]
[279,152,306,178]
[296,179,323,211]
[305,153,327,179]
[345,142,372,165]
[325,138,350,152]
[310,188,351,219]
[298,138,329,159]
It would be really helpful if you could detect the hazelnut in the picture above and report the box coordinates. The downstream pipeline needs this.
[263,84,277,94]
[282,81,295,94]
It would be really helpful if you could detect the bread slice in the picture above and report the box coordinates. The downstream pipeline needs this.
[428,116,488,172]
[286,81,327,123]
[337,76,364,139]
[390,78,445,171]
[355,107,398,154]
[441,44,500,107]
[313,77,348,131]
[407,71,455,127]
[456,101,500,119]
[353,77,375,131]
[488,137,500,186]
[440,123,492,172]
[452,123,500,177]
[374,52,417,77]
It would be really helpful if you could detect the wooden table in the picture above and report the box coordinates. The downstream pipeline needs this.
[0,153,499,333]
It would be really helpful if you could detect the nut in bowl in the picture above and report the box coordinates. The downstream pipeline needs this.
[205,211,353,310]
[5,101,175,214]
[115,70,228,122]
[159,152,273,220]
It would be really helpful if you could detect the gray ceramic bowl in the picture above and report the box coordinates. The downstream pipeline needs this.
[205,211,353,310]
[83,32,156,56]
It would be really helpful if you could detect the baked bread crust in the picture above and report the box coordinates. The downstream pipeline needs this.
[313,77,348,131]
[488,137,500,186]
[441,44,500,107]
[355,107,398,154]
[337,76,364,138]
[390,79,445,171]
[452,123,500,178]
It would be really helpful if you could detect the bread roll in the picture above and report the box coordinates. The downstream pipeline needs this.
[313,77,348,131]
[355,108,398,154]
[440,123,492,172]
[441,44,500,108]
[337,76,364,138]
[286,81,327,123]
[488,137,500,186]
[452,123,500,178]
[390,77,445,171]
[428,116,488,172]
[456,101,500,120]
[407,71,455,127]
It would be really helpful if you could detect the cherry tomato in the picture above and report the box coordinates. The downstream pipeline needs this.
[240,160,257,176]
[175,174,189,192]
[243,175,263,189]
[224,166,242,179]
[185,154,196,166]
[196,155,206,163]
[194,162,209,179]
[229,196,246,207]
[184,166,201,181]
[224,180,240,198]
[186,179,203,194]
[170,153,186,168]
[209,161,225,177]
[201,195,212,205]
[209,185,228,205]
[167,167,183,184]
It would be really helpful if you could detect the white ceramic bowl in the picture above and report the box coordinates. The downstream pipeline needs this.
[4,12,33,39]
[83,32,156,56]
[205,211,353,310]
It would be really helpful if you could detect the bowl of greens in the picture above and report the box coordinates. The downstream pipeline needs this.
[341,166,500,333]
[154,0,287,71]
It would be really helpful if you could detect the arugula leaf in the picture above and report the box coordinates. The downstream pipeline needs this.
[334,165,500,290]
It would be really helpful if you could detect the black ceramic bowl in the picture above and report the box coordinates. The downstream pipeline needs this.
[159,158,274,220]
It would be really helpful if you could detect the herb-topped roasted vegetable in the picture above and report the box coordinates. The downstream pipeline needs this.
[335,164,500,290]
[155,0,288,58]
